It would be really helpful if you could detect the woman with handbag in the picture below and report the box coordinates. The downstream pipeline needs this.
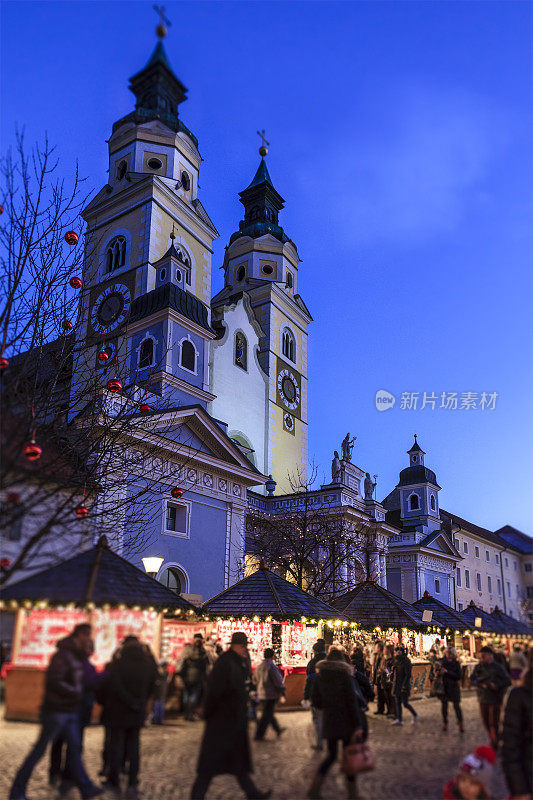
[308,647,370,799]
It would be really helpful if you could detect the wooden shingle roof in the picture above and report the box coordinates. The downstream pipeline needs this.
[202,566,344,620]
[413,591,468,631]
[331,581,442,630]
[1,536,192,612]
[460,601,505,633]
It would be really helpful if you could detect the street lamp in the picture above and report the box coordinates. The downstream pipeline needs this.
[142,556,164,578]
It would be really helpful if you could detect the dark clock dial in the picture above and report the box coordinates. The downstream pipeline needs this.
[282,376,296,403]
[277,368,300,411]
[91,283,131,334]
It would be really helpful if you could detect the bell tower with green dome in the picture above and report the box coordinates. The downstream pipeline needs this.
[209,139,312,492]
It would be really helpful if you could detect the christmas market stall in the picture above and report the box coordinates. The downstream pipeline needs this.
[459,601,532,660]
[201,564,348,706]
[489,606,532,640]
[413,591,478,685]
[331,581,447,694]
[0,536,195,720]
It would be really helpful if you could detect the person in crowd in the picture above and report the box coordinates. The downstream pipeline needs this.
[391,645,418,726]
[508,645,527,684]
[253,648,286,741]
[308,647,365,800]
[470,645,511,749]
[442,745,496,800]
[179,634,210,721]
[204,635,223,671]
[152,661,169,725]
[501,666,532,800]
[437,647,464,733]
[191,632,271,800]
[49,639,103,790]
[371,642,385,715]
[350,644,365,674]
[379,644,395,717]
[304,639,327,750]
[103,636,159,799]
[493,647,510,675]
[9,624,101,800]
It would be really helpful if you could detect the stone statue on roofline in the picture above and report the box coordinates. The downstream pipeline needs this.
[331,450,341,482]
[341,432,356,462]
[364,472,376,500]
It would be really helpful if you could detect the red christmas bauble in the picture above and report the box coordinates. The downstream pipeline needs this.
[140,403,150,413]
[69,276,82,289]
[107,378,122,392]
[0,205,3,214]
[0,557,11,569]
[65,231,79,246]
[171,487,183,499]
[97,349,109,363]
[62,320,73,331]
[0,356,8,370]
[91,481,103,492]
[23,441,42,461]
[75,504,88,519]
[7,492,21,505]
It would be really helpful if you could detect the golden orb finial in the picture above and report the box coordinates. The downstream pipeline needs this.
[257,129,270,159]
[154,5,170,39]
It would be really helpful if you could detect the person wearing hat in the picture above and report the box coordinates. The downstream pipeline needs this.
[191,632,271,800]
[442,745,496,799]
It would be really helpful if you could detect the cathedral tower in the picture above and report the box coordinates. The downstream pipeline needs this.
[76,30,218,409]
[210,143,312,492]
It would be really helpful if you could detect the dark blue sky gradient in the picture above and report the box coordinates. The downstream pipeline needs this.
[2,1,532,530]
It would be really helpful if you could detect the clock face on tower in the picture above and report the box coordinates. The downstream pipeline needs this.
[277,367,300,411]
[90,284,131,334]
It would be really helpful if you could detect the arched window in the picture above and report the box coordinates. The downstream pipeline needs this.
[180,339,196,372]
[430,495,436,511]
[235,332,247,370]
[286,271,294,289]
[158,566,187,595]
[236,265,246,282]
[181,171,191,191]
[409,493,420,511]
[116,160,127,180]
[138,338,154,369]
[282,328,296,363]
[175,247,192,283]
[105,236,126,272]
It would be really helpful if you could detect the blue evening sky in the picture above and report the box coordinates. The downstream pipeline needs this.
[2,1,532,532]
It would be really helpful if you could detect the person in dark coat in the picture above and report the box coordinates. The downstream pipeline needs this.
[391,646,418,726]
[179,634,210,721]
[470,645,511,748]
[304,640,327,750]
[379,644,395,717]
[437,647,464,733]
[191,632,271,800]
[501,667,532,800]
[9,624,101,800]
[308,648,365,800]
[103,636,158,796]
[49,640,104,789]
[152,661,169,725]
[371,642,385,715]
[350,645,365,675]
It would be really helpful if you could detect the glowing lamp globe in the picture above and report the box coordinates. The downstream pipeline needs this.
[97,349,109,363]
[62,320,73,331]
[23,441,42,461]
[107,378,122,392]
[171,487,183,499]
[65,231,79,246]
[69,276,82,289]
[142,556,164,577]
[0,356,8,370]
[75,504,88,519]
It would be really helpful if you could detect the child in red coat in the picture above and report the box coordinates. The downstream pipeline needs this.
[442,746,496,799]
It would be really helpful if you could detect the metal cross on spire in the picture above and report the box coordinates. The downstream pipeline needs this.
[153,4,171,38]
[257,129,270,157]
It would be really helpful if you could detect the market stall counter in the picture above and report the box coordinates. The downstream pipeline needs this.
[200,565,348,707]
[0,536,194,720]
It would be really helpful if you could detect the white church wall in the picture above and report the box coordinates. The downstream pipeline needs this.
[209,298,269,479]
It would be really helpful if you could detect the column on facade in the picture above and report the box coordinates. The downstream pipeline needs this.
[369,550,380,583]
[379,552,387,588]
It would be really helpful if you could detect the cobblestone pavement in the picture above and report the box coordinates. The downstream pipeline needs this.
[0,694,508,800]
